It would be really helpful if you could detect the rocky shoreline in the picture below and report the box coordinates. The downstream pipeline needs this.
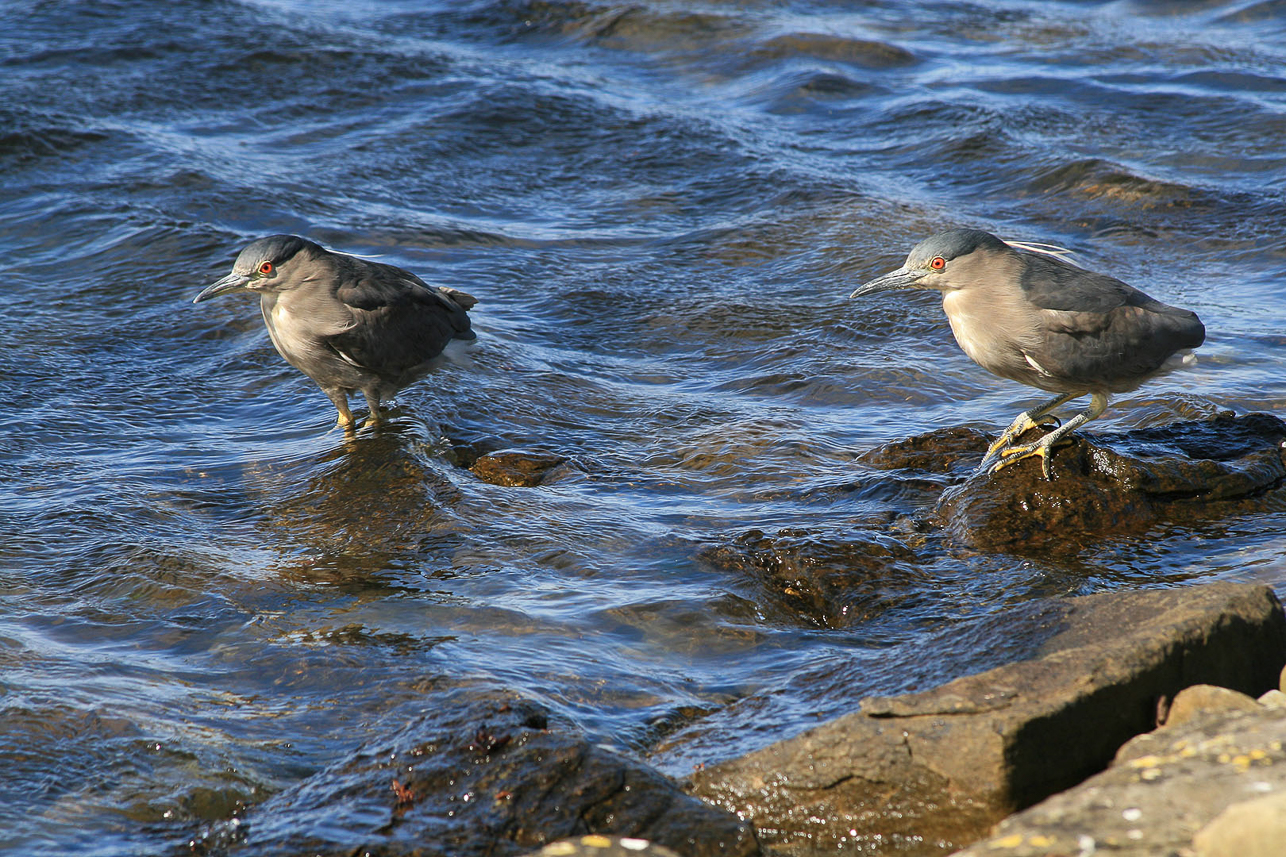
[207,416,1286,857]
[511,581,1286,857]
[215,581,1284,857]
[686,581,1286,856]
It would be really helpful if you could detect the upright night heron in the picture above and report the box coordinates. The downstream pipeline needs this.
[851,229,1204,478]
[195,235,477,431]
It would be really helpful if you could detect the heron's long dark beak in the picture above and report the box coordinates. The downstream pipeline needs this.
[193,272,251,303]
[850,266,928,299]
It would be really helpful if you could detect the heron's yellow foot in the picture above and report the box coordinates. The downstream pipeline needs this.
[986,433,1076,480]
[983,413,1061,460]
[980,417,1061,473]
[988,441,1054,480]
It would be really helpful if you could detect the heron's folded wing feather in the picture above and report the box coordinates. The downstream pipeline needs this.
[327,260,474,379]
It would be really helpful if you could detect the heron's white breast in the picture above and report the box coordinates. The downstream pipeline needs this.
[941,286,1042,382]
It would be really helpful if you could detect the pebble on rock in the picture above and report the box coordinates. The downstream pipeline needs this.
[526,836,682,857]
[1164,684,1264,728]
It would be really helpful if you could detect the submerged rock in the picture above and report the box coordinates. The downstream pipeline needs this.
[928,412,1286,550]
[225,687,758,857]
[686,583,1286,856]
[471,449,571,487]
[698,527,923,627]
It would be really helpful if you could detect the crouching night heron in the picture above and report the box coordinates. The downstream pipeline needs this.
[195,235,477,431]
[851,229,1205,479]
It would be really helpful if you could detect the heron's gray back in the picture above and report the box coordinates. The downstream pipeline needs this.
[943,249,1204,395]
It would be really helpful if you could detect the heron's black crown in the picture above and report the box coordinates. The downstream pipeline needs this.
[906,229,1008,268]
[234,234,319,273]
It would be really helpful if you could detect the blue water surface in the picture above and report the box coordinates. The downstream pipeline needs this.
[2,1,1286,853]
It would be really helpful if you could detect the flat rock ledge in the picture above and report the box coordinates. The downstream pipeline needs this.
[686,582,1286,856]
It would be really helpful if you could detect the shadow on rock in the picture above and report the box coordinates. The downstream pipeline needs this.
[864,412,1286,552]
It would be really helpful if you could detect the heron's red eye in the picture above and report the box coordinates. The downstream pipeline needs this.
[259,261,274,275]
[930,256,946,270]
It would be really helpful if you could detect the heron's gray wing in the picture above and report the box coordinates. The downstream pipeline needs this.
[326,259,474,380]
[336,259,475,318]
[1017,253,1150,314]
[1018,255,1204,388]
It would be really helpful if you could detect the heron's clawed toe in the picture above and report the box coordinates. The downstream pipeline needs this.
[977,445,1005,473]
[985,441,1053,480]
[983,433,1076,480]
[984,402,1070,462]
[984,424,1030,462]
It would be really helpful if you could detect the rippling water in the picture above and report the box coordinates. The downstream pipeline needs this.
[4,0,1286,853]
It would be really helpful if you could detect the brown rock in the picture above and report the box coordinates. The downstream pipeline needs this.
[1257,689,1286,708]
[1193,791,1286,857]
[955,705,1286,857]
[471,449,570,487]
[934,413,1286,551]
[1163,684,1262,728]
[697,528,922,627]
[856,426,991,474]
[687,583,1286,856]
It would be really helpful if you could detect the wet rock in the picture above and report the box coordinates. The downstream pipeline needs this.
[525,836,682,857]
[1163,684,1263,728]
[752,33,918,69]
[471,449,571,487]
[686,583,1286,856]
[935,412,1286,551]
[856,425,990,475]
[229,687,758,857]
[259,423,466,575]
[955,706,1286,857]
[697,528,924,627]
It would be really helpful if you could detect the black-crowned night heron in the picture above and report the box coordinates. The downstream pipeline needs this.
[851,229,1205,478]
[195,235,477,431]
